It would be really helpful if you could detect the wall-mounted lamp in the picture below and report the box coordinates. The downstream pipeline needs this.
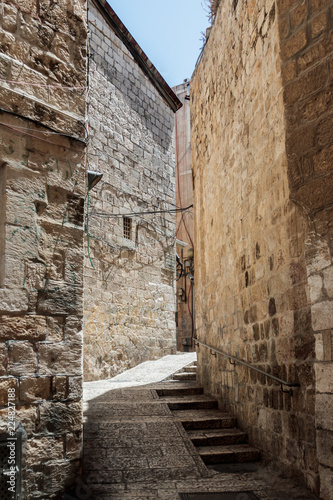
[87,170,103,191]
[187,248,194,259]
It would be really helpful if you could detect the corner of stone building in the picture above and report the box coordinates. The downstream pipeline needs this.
[190,0,333,497]
[0,0,87,497]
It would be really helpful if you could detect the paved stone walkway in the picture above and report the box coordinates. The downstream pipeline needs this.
[84,353,197,401]
[83,370,319,499]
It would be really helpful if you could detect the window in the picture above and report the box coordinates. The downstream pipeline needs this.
[123,217,132,240]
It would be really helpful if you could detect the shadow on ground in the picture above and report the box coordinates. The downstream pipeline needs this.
[80,380,319,500]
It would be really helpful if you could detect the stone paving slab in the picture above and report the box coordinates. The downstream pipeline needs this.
[83,379,319,500]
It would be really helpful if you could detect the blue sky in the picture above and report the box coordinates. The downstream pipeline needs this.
[108,0,210,88]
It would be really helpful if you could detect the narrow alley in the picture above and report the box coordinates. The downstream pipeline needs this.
[82,355,318,500]
[1,0,332,498]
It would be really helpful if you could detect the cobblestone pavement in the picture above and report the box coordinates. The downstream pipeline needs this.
[83,378,319,500]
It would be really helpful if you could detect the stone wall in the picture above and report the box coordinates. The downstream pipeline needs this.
[191,0,323,494]
[0,0,86,498]
[278,0,333,497]
[84,0,177,381]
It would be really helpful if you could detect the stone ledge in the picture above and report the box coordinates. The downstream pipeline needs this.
[0,85,86,139]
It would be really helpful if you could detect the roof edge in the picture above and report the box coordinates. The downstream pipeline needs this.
[91,0,182,113]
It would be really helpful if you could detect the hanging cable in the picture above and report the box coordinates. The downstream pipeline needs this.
[0,119,85,146]
[0,108,86,144]
[89,204,193,218]
[0,79,87,89]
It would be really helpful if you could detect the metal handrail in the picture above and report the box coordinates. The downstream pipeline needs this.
[194,339,300,395]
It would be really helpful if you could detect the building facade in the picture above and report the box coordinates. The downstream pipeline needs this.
[174,80,195,352]
[83,0,181,380]
[0,0,87,497]
[191,0,333,498]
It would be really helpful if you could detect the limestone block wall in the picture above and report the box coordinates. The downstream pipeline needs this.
[277,0,333,497]
[0,0,86,136]
[191,0,320,494]
[84,0,177,381]
[0,1,86,497]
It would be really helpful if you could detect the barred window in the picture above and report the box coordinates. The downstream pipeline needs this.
[123,217,132,240]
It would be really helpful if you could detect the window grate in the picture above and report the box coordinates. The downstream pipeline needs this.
[123,217,132,240]
[0,434,21,500]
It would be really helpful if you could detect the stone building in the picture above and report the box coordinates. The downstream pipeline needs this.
[0,0,87,498]
[0,0,180,496]
[173,80,195,352]
[191,0,333,498]
[83,0,181,381]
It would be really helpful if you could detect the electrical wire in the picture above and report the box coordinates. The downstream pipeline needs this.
[176,210,193,237]
[86,206,193,261]
[89,204,193,218]
[85,203,194,259]
[87,228,176,262]
[0,116,186,214]
[0,117,86,147]
[0,122,77,135]
[99,179,183,210]
[0,79,87,89]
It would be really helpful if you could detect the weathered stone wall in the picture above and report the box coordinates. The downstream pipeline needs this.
[277,0,333,497]
[0,0,86,497]
[174,81,195,352]
[84,1,177,381]
[0,0,86,136]
[191,0,321,494]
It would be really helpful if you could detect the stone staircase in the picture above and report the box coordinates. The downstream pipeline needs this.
[158,362,260,468]
[172,362,197,381]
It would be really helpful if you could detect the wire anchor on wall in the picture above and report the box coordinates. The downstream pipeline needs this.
[280,383,293,396]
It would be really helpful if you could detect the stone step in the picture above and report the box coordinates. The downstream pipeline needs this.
[173,372,196,381]
[166,395,218,411]
[183,366,197,373]
[173,409,237,430]
[187,428,247,447]
[197,444,260,464]
[156,386,203,397]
